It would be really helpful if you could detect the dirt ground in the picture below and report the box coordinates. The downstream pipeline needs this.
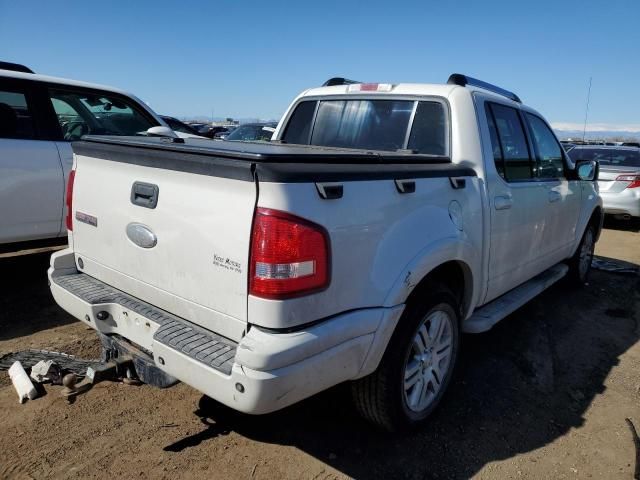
[0,219,638,480]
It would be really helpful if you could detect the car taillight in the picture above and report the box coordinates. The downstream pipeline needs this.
[249,208,330,299]
[65,169,76,230]
[616,174,640,189]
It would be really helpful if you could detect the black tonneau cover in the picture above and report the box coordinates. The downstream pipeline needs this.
[73,136,477,183]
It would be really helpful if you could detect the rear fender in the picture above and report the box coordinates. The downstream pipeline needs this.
[383,235,480,320]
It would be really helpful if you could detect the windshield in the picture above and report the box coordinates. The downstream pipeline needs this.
[282,99,447,155]
[50,89,156,140]
[226,124,274,141]
[568,147,640,168]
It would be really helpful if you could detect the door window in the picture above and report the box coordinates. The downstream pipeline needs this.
[49,89,156,140]
[525,113,564,179]
[487,103,533,181]
[0,89,35,139]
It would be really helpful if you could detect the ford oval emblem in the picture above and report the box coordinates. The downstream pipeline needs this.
[126,223,157,249]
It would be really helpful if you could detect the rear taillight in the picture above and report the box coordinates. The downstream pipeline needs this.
[65,169,76,230]
[616,174,640,189]
[249,208,330,299]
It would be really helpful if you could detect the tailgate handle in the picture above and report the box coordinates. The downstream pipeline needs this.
[315,183,343,200]
[131,182,159,209]
[395,179,416,194]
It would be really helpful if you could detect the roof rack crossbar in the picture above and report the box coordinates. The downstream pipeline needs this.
[447,73,521,103]
[0,61,34,74]
[322,77,361,87]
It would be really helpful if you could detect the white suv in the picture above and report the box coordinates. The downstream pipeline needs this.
[0,61,172,250]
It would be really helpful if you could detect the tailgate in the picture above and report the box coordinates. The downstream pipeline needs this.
[70,142,256,342]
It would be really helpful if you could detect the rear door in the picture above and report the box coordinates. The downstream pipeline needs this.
[481,101,547,302]
[0,78,64,243]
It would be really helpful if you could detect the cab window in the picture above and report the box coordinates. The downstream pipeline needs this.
[282,98,448,155]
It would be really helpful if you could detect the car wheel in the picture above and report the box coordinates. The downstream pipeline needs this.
[569,223,596,284]
[352,285,460,432]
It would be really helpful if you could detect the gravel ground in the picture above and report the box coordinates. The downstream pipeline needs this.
[0,218,638,480]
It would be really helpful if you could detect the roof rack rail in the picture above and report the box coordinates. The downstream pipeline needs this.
[322,77,360,87]
[447,73,521,103]
[0,61,34,74]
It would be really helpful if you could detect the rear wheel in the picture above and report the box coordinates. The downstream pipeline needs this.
[568,223,596,284]
[352,286,460,431]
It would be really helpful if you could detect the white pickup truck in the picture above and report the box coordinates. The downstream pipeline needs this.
[49,74,602,431]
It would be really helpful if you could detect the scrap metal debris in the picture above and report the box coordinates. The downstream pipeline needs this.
[592,257,639,275]
[8,361,38,403]
[30,360,64,384]
[0,349,101,376]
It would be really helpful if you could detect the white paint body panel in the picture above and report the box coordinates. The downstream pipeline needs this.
[249,177,483,329]
[0,139,64,243]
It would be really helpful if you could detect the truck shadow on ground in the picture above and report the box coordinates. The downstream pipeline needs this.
[176,268,639,479]
[603,215,640,233]
[0,252,75,341]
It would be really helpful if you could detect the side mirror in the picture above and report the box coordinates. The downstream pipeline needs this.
[146,126,178,138]
[576,160,598,181]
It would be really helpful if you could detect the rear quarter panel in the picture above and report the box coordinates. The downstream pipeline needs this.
[249,176,483,329]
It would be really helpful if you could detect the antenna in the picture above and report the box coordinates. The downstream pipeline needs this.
[582,77,592,142]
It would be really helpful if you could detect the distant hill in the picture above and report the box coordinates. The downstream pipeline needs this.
[554,129,640,142]
[552,123,640,142]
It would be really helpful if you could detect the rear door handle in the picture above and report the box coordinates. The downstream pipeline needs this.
[494,195,513,210]
[131,182,159,209]
[548,190,561,203]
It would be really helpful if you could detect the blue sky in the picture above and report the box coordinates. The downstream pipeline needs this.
[1,0,638,131]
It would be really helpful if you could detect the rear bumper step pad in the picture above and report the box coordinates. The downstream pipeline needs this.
[52,273,237,375]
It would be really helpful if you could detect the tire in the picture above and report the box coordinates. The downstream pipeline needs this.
[352,285,460,432]
[568,222,596,284]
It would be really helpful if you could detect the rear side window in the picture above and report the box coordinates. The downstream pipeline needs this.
[282,101,316,144]
[487,103,532,181]
[49,88,157,140]
[525,113,564,178]
[407,101,447,155]
[0,89,35,139]
[283,98,447,155]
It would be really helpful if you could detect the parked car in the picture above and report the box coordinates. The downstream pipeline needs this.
[225,122,276,142]
[160,116,207,138]
[213,126,237,139]
[0,61,173,249]
[49,74,601,431]
[566,145,640,219]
